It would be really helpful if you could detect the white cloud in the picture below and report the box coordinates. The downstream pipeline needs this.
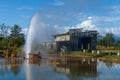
[56,17,97,33]
[77,17,120,36]
[55,16,120,36]
[53,0,64,6]
[68,17,96,30]
[76,17,96,29]
[104,27,120,35]
[96,27,120,36]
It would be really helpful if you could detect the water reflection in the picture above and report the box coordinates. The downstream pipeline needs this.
[25,59,41,80]
[97,61,120,80]
[0,58,120,80]
[24,59,68,80]
[55,58,99,80]
[0,59,23,80]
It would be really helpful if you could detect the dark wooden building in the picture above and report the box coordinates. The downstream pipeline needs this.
[54,28,98,52]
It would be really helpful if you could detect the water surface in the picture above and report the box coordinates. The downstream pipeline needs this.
[0,58,120,80]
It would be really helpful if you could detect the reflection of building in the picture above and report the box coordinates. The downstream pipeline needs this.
[29,53,41,59]
[54,28,98,51]
[55,59,98,79]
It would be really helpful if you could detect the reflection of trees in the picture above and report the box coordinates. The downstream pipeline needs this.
[103,61,113,68]
[28,59,41,66]
[55,58,99,79]
[11,66,20,75]
[0,59,23,76]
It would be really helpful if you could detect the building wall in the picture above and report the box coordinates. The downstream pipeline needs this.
[54,35,70,41]
[54,29,98,52]
[54,36,97,52]
[56,41,74,51]
[90,37,97,50]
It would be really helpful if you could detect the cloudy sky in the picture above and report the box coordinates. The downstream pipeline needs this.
[0,0,120,35]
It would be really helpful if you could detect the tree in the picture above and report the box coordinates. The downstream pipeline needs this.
[97,33,115,47]
[0,24,10,52]
[116,40,120,47]
[10,24,25,47]
[0,24,25,58]
[10,24,22,38]
[104,33,114,46]
[0,23,9,37]
[4,24,25,57]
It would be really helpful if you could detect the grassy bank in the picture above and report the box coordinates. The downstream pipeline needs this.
[68,51,120,60]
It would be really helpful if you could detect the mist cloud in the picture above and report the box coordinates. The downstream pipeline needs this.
[24,13,57,54]
[28,13,57,43]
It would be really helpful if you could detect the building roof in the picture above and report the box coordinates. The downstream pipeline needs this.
[53,33,69,37]
[54,28,98,37]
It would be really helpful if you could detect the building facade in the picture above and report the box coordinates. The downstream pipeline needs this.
[54,28,98,52]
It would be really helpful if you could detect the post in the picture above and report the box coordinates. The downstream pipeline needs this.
[97,50,100,54]
[92,50,94,54]
[117,52,120,56]
[83,49,85,52]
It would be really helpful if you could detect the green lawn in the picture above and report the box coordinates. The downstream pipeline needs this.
[69,51,120,59]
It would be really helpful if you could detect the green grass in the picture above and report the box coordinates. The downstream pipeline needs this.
[105,55,120,59]
[69,51,99,58]
[0,50,4,52]
[69,51,120,59]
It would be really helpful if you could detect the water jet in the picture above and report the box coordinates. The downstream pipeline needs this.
[24,13,55,59]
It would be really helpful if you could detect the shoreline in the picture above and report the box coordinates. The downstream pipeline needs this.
[44,53,120,63]
[0,52,120,63]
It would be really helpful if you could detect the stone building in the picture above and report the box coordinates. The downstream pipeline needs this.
[54,28,98,52]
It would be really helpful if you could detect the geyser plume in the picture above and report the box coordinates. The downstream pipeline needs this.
[24,13,57,58]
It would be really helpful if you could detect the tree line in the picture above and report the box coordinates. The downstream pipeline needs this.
[0,24,25,58]
[97,33,120,50]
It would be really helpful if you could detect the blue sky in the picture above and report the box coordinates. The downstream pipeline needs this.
[1,0,120,35]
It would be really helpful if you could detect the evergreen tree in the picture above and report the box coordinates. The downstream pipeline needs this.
[97,33,115,47]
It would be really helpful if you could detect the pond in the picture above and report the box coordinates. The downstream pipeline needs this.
[0,57,120,80]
